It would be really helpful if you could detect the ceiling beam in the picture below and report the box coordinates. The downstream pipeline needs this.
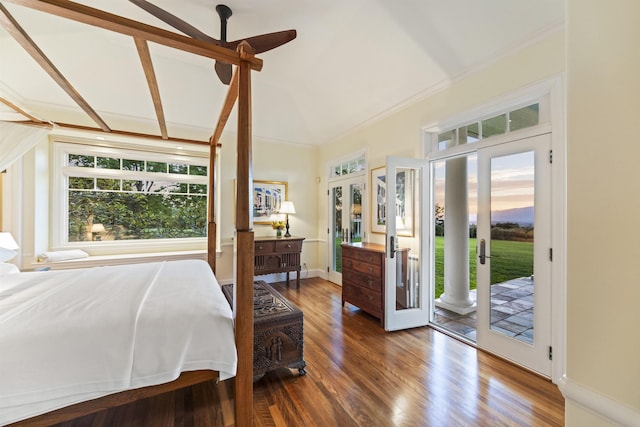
[2,0,263,71]
[134,37,168,140]
[210,67,239,146]
[49,121,220,145]
[0,96,44,122]
[0,3,111,131]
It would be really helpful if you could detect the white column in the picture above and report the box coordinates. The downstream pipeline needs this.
[436,152,476,315]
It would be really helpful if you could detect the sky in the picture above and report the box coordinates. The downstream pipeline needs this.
[433,151,535,222]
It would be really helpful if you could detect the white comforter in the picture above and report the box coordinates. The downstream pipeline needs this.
[0,260,236,425]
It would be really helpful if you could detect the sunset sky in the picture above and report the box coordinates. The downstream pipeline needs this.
[433,151,535,221]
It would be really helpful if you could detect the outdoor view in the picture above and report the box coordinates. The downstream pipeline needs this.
[66,153,208,242]
[433,153,534,298]
[433,150,536,343]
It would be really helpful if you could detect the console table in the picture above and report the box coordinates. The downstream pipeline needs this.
[254,236,305,288]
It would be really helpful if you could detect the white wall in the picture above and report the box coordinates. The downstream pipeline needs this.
[564,1,640,425]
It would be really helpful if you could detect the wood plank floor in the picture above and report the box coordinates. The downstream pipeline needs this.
[53,277,564,427]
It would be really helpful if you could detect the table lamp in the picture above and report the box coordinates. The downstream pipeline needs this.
[91,223,106,241]
[279,201,296,237]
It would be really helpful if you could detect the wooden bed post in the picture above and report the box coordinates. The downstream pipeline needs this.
[207,140,217,272]
[234,41,255,427]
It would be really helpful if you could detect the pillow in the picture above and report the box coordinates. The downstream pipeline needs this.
[38,249,89,263]
[0,247,17,262]
[0,262,20,275]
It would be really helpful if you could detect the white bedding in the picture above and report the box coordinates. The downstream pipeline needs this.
[0,259,237,425]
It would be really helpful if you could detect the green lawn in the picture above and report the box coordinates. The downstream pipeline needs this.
[434,236,533,298]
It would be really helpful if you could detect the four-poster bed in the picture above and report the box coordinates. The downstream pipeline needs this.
[0,1,267,426]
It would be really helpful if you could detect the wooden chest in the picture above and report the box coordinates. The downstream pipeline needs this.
[222,281,306,381]
[341,242,386,326]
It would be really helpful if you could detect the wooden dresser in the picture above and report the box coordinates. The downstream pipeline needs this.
[254,236,305,288]
[341,242,386,326]
[341,242,409,327]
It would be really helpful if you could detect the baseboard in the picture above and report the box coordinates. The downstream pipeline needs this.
[559,375,640,426]
[254,268,324,284]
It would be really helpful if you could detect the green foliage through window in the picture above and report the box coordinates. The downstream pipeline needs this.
[65,149,208,243]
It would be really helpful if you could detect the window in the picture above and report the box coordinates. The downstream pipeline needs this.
[54,142,210,250]
[330,153,366,178]
[434,103,540,151]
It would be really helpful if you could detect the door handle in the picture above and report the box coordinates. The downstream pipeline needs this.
[479,238,490,265]
[389,235,395,259]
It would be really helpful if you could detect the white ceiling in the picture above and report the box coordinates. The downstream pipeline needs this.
[0,0,564,145]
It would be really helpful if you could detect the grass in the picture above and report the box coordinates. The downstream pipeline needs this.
[434,236,533,298]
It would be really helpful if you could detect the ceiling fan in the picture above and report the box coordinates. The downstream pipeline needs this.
[129,0,297,84]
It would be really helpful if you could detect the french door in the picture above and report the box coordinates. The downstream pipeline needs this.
[384,157,429,331]
[328,176,365,285]
[475,133,552,376]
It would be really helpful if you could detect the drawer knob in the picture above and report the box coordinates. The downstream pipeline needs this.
[287,244,291,248]
[368,267,373,273]
[368,256,373,261]
[258,246,263,250]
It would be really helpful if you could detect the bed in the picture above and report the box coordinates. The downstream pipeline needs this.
[0,1,261,426]
[0,260,236,425]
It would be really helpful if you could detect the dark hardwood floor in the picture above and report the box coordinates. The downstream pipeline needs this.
[53,277,564,427]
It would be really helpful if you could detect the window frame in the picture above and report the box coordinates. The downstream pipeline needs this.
[52,140,212,255]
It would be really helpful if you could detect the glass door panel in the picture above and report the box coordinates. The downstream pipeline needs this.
[328,177,364,284]
[488,151,535,343]
[384,157,429,331]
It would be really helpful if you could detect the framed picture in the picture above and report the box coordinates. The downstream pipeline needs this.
[370,166,414,236]
[253,180,288,224]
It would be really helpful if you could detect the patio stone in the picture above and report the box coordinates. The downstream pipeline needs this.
[432,276,535,344]
[492,319,529,334]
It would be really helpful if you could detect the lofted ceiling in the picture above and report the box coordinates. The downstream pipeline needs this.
[0,0,564,145]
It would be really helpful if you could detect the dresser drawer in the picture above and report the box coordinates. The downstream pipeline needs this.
[351,261,381,277]
[255,241,275,254]
[275,239,302,253]
[342,282,382,316]
[346,249,382,266]
[343,269,382,292]
[342,253,382,277]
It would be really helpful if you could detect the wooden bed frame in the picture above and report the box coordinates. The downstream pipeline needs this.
[3,1,261,426]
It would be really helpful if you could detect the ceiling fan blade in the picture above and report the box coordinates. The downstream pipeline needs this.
[226,29,297,54]
[129,0,220,44]
[215,60,233,85]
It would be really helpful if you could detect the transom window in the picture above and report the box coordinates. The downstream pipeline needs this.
[55,142,209,247]
[436,103,540,151]
[329,153,366,178]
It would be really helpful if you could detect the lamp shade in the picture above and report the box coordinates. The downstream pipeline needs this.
[0,232,18,250]
[279,201,296,215]
[91,223,106,233]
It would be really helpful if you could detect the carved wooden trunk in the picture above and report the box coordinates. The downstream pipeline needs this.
[222,281,306,381]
